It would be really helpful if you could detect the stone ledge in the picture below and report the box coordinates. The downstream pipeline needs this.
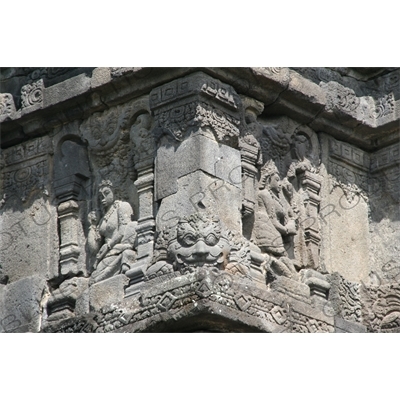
[41,268,336,333]
[1,68,399,151]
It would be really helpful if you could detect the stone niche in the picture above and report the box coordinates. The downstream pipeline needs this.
[0,67,399,333]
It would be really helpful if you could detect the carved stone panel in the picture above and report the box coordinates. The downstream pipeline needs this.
[1,67,399,333]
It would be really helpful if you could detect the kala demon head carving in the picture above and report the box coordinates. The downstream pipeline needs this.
[172,213,230,270]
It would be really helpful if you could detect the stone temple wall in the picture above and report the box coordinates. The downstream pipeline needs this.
[0,67,399,333]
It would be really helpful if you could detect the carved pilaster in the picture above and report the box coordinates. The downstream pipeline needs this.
[143,72,253,283]
[150,72,243,233]
[46,138,90,319]
[125,167,155,294]
[299,171,323,270]
[239,97,264,217]
[57,200,83,276]
[125,112,156,295]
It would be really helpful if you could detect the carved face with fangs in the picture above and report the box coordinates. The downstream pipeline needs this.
[172,213,229,269]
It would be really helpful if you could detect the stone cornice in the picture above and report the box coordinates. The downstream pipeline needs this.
[1,67,399,151]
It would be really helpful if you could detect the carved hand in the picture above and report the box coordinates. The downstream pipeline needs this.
[88,211,98,226]
[96,244,109,261]
[285,220,297,235]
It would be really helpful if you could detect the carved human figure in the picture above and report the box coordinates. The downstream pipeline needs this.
[254,160,299,280]
[88,180,137,284]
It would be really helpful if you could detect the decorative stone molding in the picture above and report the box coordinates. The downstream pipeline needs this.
[21,79,44,109]
[1,67,399,333]
[0,93,16,122]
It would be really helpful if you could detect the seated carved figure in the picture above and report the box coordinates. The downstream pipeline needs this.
[88,180,137,284]
[254,160,299,280]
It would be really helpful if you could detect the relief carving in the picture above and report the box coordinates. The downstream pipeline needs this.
[26,67,71,82]
[130,112,154,165]
[320,81,360,113]
[172,214,229,271]
[251,117,324,283]
[146,213,252,280]
[362,283,400,332]
[0,137,51,205]
[254,160,299,281]
[153,102,240,144]
[0,93,16,121]
[374,93,395,119]
[21,79,44,108]
[239,96,264,216]
[88,180,137,284]
[326,272,361,323]
[80,106,124,154]
[150,73,241,146]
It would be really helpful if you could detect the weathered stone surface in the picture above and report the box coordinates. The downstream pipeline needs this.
[89,274,129,312]
[0,276,46,332]
[1,67,399,332]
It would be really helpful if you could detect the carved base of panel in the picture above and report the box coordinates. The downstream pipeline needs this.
[125,261,147,297]
[334,317,367,333]
[301,269,331,299]
[42,267,339,333]
[45,277,88,321]
[270,276,311,304]
[88,274,129,312]
[248,245,266,285]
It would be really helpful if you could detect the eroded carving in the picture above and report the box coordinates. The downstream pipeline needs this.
[154,102,240,143]
[146,213,254,281]
[254,160,299,281]
[0,136,51,205]
[88,180,137,284]
[326,273,361,322]
[130,112,154,165]
[374,93,395,119]
[173,214,229,270]
[320,81,360,113]
[0,93,16,120]
[239,97,264,216]
[21,79,44,108]
[362,282,400,332]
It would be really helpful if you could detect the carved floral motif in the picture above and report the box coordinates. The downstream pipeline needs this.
[326,273,361,322]
[0,93,16,120]
[154,102,240,143]
[320,81,360,113]
[362,283,400,332]
[374,93,395,118]
[21,79,44,108]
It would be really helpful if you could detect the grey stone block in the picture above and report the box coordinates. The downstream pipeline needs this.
[334,317,367,333]
[0,276,46,333]
[89,275,130,312]
[43,73,91,108]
